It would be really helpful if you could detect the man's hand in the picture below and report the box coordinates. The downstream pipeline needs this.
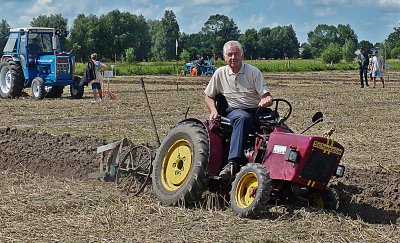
[259,94,273,108]
[209,110,219,120]
[204,95,219,120]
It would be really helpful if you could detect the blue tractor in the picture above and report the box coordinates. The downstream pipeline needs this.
[180,58,216,77]
[0,27,83,99]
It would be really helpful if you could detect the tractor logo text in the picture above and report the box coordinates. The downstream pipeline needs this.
[313,141,343,155]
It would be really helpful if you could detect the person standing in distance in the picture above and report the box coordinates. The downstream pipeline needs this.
[357,48,369,88]
[90,53,108,102]
[204,40,273,180]
[371,50,385,88]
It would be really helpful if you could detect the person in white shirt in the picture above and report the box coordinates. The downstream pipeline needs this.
[371,50,385,88]
[204,40,273,180]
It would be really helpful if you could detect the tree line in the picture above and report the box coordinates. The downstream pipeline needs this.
[0,10,399,64]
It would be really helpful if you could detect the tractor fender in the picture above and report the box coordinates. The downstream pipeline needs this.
[1,55,19,63]
[178,118,223,176]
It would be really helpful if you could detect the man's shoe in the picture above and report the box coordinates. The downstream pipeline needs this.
[361,85,364,88]
[219,161,239,181]
[366,83,369,87]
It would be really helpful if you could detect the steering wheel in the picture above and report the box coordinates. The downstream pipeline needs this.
[258,98,292,124]
[271,98,292,122]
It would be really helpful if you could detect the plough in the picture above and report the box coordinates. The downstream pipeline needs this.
[88,78,160,196]
[88,138,153,196]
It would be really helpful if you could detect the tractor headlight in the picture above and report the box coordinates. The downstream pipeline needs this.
[335,165,345,177]
[285,147,299,163]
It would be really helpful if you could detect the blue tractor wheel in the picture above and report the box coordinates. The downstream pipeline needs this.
[31,77,46,100]
[0,59,24,98]
[70,76,84,99]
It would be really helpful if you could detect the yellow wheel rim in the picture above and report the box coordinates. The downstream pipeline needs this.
[312,194,325,208]
[161,139,192,191]
[235,172,258,208]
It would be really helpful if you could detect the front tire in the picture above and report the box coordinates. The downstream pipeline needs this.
[31,77,45,100]
[152,120,209,206]
[307,188,337,210]
[230,163,271,218]
[0,59,24,98]
[70,76,84,99]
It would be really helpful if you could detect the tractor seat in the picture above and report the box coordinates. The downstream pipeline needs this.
[215,93,277,128]
[28,54,38,68]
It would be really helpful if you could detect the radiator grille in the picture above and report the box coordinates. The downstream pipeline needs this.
[300,150,338,183]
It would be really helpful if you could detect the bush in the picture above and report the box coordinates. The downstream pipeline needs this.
[343,40,356,63]
[125,48,136,63]
[180,50,190,62]
[390,48,400,59]
[322,43,342,64]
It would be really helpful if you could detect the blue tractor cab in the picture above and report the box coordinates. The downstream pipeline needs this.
[0,27,84,99]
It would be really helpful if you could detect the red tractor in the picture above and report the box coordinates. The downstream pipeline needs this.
[151,97,345,218]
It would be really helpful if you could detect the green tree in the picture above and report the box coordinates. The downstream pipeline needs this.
[321,43,342,64]
[31,14,69,47]
[201,14,240,58]
[300,43,313,59]
[359,40,374,53]
[342,39,356,62]
[149,20,166,61]
[269,25,299,59]
[308,24,339,57]
[187,46,200,60]
[102,10,150,61]
[0,19,10,55]
[385,27,400,59]
[257,27,272,59]
[162,10,180,60]
[337,24,358,46]
[149,10,179,61]
[390,47,400,59]
[239,28,259,59]
[69,14,100,61]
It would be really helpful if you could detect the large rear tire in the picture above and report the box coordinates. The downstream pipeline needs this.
[70,76,84,99]
[0,59,24,98]
[152,120,209,206]
[230,163,271,218]
[31,77,45,100]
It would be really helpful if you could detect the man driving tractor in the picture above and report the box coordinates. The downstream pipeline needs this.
[204,40,273,181]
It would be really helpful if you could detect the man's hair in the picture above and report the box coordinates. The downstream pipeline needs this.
[223,41,243,56]
[360,48,365,51]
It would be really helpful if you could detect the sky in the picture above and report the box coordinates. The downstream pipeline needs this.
[1,0,399,44]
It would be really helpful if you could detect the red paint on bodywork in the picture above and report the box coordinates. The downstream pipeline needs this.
[263,130,344,190]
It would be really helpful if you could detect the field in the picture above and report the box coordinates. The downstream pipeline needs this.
[0,70,399,242]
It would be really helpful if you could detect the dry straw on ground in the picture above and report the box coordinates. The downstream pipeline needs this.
[0,71,399,242]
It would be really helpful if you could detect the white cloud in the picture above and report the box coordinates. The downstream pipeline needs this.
[237,14,267,32]
[190,0,239,5]
[378,0,400,8]
[313,7,336,17]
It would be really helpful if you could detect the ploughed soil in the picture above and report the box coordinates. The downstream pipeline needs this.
[0,70,399,242]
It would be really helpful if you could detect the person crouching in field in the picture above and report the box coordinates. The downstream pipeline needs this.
[90,53,108,102]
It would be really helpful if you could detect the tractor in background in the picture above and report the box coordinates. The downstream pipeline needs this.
[0,27,83,99]
[180,58,216,77]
